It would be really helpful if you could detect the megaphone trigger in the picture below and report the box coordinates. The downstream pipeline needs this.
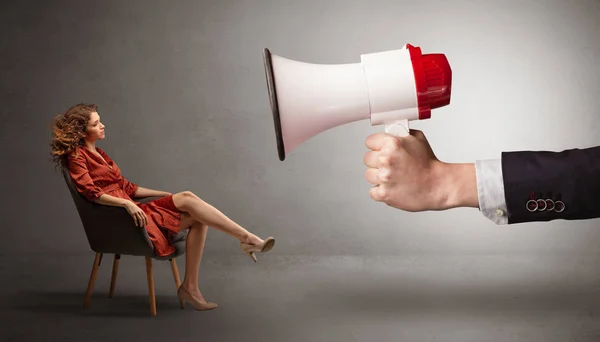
[384,119,410,137]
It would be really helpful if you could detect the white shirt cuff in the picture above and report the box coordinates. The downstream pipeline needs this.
[475,159,508,225]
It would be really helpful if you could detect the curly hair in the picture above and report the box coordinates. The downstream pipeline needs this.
[50,103,98,169]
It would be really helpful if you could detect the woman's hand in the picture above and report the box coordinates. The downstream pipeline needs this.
[124,201,148,227]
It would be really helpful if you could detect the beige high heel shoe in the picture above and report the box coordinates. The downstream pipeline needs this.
[177,286,218,311]
[240,237,275,262]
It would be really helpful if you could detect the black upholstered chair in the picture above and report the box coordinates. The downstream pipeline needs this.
[61,162,188,316]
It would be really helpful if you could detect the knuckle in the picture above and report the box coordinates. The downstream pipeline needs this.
[385,136,402,149]
[378,155,391,167]
[378,187,387,200]
[378,186,390,202]
[378,168,391,182]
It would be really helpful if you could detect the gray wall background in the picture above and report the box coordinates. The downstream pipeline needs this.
[2,0,599,257]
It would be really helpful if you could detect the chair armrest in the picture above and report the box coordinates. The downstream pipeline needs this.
[77,201,155,256]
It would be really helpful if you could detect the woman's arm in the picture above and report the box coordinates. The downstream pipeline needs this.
[94,193,132,207]
[133,186,172,198]
[119,176,170,198]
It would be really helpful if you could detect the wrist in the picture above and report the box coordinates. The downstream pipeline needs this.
[121,199,134,208]
[434,162,478,209]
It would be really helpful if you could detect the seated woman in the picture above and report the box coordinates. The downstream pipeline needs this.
[50,103,275,311]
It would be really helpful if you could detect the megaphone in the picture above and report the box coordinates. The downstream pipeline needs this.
[263,43,452,161]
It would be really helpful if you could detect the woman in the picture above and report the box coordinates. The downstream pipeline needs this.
[50,103,275,311]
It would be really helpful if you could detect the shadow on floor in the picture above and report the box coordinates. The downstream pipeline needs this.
[7,291,185,318]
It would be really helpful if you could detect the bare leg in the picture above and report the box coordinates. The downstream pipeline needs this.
[172,191,263,245]
[179,214,210,303]
[172,193,273,309]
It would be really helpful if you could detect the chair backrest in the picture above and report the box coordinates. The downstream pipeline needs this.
[61,161,96,245]
[60,159,155,256]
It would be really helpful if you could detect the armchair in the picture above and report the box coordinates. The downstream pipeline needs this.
[60,162,188,316]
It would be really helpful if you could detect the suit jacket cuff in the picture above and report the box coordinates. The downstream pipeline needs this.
[475,159,508,225]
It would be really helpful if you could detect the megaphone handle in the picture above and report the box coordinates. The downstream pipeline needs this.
[384,119,410,137]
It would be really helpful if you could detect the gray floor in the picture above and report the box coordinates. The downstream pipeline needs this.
[2,253,600,342]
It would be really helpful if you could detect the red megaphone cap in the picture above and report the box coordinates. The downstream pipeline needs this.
[406,44,452,120]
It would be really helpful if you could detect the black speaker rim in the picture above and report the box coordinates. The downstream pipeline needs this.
[263,48,286,161]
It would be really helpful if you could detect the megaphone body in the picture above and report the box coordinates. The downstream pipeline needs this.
[263,43,452,161]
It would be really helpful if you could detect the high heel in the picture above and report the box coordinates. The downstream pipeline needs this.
[177,286,218,311]
[240,237,275,262]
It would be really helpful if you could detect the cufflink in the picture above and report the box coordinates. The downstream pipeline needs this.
[554,200,565,213]
[552,192,565,213]
[526,192,538,212]
[545,199,555,211]
[526,199,538,212]
[536,199,547,211]
[495,208,505,217]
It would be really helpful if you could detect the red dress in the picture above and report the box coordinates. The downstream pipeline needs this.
[68,146,182,257]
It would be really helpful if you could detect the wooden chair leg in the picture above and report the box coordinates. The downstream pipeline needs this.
[145,257,157,316]
[109,254,121,298]
[169,258,184,309]
[83,252,102,308]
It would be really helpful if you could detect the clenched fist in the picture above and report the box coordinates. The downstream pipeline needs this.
[363,130,478,211]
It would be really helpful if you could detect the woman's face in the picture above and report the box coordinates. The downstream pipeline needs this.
[84,111,105,142]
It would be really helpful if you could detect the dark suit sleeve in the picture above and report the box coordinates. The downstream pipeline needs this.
[501,145,600,224]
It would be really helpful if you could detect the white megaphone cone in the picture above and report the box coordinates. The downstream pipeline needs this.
[263,43,452,161]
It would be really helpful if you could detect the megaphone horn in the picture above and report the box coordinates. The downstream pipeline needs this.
[263,43,452,161]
